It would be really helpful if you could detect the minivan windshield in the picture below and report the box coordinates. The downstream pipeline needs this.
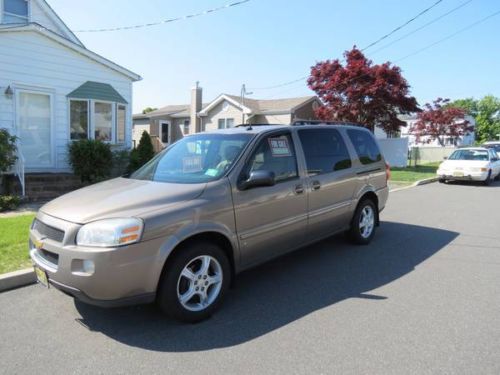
[448,149,489,161]
[129,133,252,183]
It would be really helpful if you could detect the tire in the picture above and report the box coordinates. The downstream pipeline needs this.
[348,199,377,245]
[438,178,446,184]
[483,170,492,186]
[157,241,231,323]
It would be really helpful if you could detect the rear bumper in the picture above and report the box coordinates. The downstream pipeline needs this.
[437,171,488,181]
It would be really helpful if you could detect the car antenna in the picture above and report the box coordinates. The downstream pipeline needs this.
[246,125,253,130]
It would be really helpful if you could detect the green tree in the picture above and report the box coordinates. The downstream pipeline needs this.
[128,131,155,172]
[142,107,157,114]
[475,96,500,143]
[448,98,478,116]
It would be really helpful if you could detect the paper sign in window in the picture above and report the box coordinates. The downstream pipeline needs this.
[268,137,292,157]
[183,156,203,173]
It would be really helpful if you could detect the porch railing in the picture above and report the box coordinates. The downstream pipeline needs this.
[14,141,25,197]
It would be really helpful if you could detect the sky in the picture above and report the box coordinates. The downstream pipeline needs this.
[48,0,500,113]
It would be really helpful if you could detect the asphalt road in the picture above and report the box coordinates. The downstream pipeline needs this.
[1,180,500,374]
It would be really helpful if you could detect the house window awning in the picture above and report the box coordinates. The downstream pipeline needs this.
[67,81,127,104]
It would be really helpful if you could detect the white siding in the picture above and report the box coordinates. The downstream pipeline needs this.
[0,30,134,172]
[30,0,73,42]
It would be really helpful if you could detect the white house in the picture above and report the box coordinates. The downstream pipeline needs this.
[0,0,141,185]
[399,114,476,147]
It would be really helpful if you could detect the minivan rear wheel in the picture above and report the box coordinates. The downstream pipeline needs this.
[157,241,231,323]
[348,199,377,245]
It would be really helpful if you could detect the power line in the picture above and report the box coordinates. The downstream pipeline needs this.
[361,0,444,51]
[249,0,445,91]
[262,8,500,101]
[369,0,474,56]
[395,8,500,62]
[74,0,251,33]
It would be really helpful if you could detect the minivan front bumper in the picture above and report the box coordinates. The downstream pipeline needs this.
[29,211,165,307]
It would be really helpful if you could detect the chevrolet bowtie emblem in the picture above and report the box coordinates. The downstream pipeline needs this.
[34,239,45,250]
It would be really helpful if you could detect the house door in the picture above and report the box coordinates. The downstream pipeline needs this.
[159,121,171,145]
[17,91,53,168]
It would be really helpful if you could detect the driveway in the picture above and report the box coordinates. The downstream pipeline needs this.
[1,181,499,374]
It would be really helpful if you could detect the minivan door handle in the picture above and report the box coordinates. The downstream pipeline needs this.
[311,180,321,191]
[294,184,304,194]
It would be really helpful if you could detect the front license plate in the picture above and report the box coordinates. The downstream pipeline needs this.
[34,266,49,288]
[453,171,464,177]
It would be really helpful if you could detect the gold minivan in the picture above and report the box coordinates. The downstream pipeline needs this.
[30,124,389,322]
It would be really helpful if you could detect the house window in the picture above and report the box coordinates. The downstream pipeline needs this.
[3,0,28,23]
[183,119,190,135]
[69,99,126,144]
[116,104,126,143]
[94,102,113,141]
[70,100,88,140]
[218,118,234,129]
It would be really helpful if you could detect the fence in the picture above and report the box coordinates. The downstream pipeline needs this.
[377,138,409,167]
[408,146,456,166]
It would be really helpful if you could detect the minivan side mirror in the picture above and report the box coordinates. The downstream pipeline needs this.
[443,156,448,160]
[492,157,499,162]
[239,170,276,190]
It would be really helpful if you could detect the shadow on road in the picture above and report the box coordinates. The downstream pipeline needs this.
[74,221,458,352]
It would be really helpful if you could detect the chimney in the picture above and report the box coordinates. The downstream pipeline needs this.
[190,81,202,133]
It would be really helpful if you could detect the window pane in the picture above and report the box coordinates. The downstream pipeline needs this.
[226,118,234,128]
[246,134,298,182]
[347,129,382,165]
[218,119,225,129]
[183,120,190,134]
[116,105,126,143]
[298,129,352,175]
[94,102,112,142]
[4,0,28,16]
[70,101,88,140]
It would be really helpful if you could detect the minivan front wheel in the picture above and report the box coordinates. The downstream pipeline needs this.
[349,199,377,245]
[157,242,231,323]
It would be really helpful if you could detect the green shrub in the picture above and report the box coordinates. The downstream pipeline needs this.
[68,139,113,183]
[0,128,17,173]
[111,149,131,177]
[128,131,155,172]
[0,195,20,212]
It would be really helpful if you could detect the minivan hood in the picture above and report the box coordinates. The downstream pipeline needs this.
[40,177,206,224]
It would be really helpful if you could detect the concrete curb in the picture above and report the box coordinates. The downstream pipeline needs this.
[390,177,438,192]
[0,268,36,292]
[414,177,439,186]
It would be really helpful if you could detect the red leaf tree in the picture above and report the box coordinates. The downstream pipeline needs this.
[410,98,472,146]
[307,47,419,133]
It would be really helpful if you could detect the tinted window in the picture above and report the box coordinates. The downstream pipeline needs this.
[347,129,382,165]
[298,129,352,175]
[244,133,298,183]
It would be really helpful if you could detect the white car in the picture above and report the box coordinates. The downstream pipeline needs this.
[437,147,500,185]
[483,141,500,158]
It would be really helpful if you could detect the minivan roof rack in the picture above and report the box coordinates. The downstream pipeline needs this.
[234,123,283,127]
[292,120,363,126]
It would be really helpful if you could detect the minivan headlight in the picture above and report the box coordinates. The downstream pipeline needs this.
[76,218,144,247]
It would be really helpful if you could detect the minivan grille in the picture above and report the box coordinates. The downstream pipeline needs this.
[37,249,59,267]
[32,219,65,243]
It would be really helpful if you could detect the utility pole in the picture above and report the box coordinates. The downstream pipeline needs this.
[240,84,252,124]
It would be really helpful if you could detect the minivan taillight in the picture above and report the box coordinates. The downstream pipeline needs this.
[385,162,391,181]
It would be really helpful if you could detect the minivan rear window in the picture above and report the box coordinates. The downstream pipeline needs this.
[298,129,352,175]
[346,129,382,165]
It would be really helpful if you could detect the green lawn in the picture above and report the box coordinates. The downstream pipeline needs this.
[0,214,35,274]
[390,162,440,183]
